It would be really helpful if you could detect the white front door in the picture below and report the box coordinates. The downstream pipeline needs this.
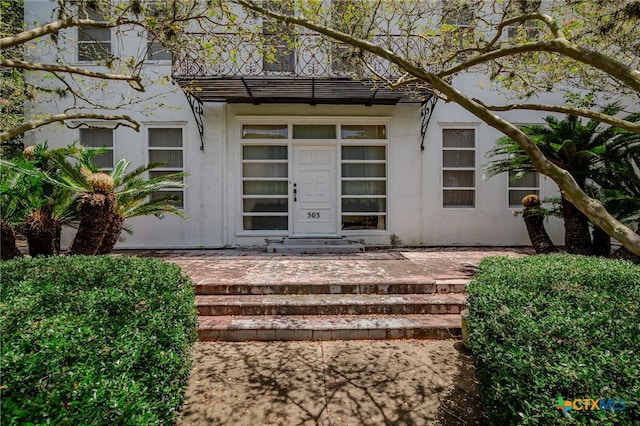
[292,145,338,235]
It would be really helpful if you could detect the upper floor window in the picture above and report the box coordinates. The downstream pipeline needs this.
[145,3,171,61]
[78,11,112,62]
[440,0,475,59]
[330,0,365,74]
[79,128,114,170]
[506,20,539,41]
[147,35,171,61]
[262,0,295,73]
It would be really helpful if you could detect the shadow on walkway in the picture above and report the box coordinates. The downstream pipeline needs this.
[178,340,487,426]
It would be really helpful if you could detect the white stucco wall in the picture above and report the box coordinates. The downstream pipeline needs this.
[22,1,572,249]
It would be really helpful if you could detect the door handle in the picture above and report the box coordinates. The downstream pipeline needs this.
[293,183,297,202]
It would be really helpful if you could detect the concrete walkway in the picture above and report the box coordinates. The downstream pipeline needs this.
[125,247,532,425]
[178,340,483,426]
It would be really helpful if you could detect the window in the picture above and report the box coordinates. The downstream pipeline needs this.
[330,1,365,73]
[78,11,111,62]
[441,0,474,59]
[148,128,184,208]
[147,36,171,61]
[242,124,288,139]
[241,144,289,231]
[341,137,387,230]
[79,128,113,169]
[506,20,539,41]
[508,171,540,207]
[262,0,295,73]
[146,4,171,61]
[293,124,336,139]
[442,128,475,208]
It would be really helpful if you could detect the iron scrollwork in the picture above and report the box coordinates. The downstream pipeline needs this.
[185,90,205,151]
[420,96,438,151]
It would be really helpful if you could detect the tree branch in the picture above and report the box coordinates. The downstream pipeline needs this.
[437,39,640,93]
[0,18,123,49]
[0,59,144,91]
[474,100,640,134]
[1,114,140,142]
[474,13,564,54]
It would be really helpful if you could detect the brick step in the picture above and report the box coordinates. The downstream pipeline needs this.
[198,314,462,341]
[195,279,468,295]
[196,293,467,316]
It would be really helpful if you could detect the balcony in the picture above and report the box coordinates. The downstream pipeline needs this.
[171,33,429,105]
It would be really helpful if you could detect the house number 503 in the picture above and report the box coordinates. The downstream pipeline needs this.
[307,211,321,219]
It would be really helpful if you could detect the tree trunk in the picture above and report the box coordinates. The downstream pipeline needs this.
[96,212,125,255]
[561,195,593,255]
[610,219,640,264]
[1,221,22,260]
[522,210,558,254]
[23,211,59,257]
[67,192,115,256]
[592,225,611,257]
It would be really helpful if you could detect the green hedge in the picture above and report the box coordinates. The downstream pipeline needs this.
[467,254,640,425]
[1,256,198,425]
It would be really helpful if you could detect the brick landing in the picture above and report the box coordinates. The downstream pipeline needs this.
[124,247,532,341]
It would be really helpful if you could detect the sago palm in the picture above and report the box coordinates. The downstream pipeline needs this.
[48,150,117,255]
[48,148,188,255]
[1,143,78,258]
[485,105,640,255]
[96,158,188,254]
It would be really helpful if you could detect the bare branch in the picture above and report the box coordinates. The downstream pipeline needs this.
[474,100,640,134]
[0,59,144,91]
[438,39,640,93]
[477,13,564,54]
[1,114,139,142]
[0,18,124,49]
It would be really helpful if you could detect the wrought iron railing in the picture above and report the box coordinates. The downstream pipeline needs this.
[172,32,430,79]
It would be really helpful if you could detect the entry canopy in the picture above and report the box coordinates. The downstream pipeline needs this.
[173,76,424,105]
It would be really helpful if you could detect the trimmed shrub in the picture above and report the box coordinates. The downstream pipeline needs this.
[467,254,640,425]
[1,256,197,425]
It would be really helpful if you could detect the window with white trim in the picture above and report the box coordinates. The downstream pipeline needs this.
[78,11,111,62]
[442,128,475,208]
[441,0,474,59]
[148,128,184,208]
[508,171,540,207]
[147,35,171,61]
[506,20,539,40]
[145,3,171,61]
[341,125,387,230]
[241,125,288,231]
[262,1,295,73]
[79,128,114,170]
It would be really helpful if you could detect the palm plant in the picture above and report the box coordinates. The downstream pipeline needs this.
[2,143,187,257]
[520,194,558,254]
[485,105,640,256]
[95,159,188,254]
[45,150,116,255]
[1,162,27,260]
[55,146,188,254]
[1,143,78,258]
